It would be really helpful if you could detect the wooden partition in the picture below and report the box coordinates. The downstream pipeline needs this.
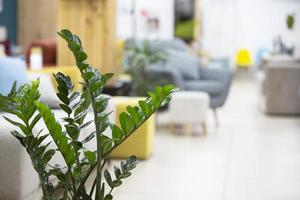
[57,0,116,73]
[18,0,58,52]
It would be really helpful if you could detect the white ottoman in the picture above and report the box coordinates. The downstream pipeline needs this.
[169,91,210,135]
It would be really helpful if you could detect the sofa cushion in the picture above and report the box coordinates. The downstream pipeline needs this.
[184,80,224,95]
[28,73,60,108]
[167,49,200,80]
[0,57,28,95]
[154,39,189,52]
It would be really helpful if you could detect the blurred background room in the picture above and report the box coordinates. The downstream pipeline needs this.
[0,0,300,199]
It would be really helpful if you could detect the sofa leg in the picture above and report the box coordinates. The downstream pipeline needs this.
[202,122,207,136]
[184,124,193,136]
[213,108,219,127]
[169,123,177,134]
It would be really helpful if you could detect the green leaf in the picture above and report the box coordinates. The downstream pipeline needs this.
[119,112,134,134]
[29,113,41,131]
[36,134,50,147]
[148,91,159,108]
[59,104,72,115]
[74,51,87,62]
[101,73,113,84]
[42,149,55,165]
[97,112,111,133]
[35,101,76,165]
[110,124,124,143]
[62,117,74,123]
[100,135,113,155]
[104,194,113,200]
[8,81,17,98]
[90,80,103,94]
[112,179,122,187]
[69,92,80,102]
[162,84,177,94]
[11,130,25,146]
[3,116,30,135]
[71,141,83,151]
[58,29,72,40]
[79,120,93,130]
[138,100,152,117]
[94,96,109,113]
[81,131,96,144]
[104,170,113,188]
[65,124,80,140]
[77,62,89,71]
[82,71,95,80]
[114,166,121,179]
[84,151,96,165]
[119,172,132,179]
[126,106,144,126]
[74,110,88,122]
[57,93,70,105]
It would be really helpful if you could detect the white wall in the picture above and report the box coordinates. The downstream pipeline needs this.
[117,0,174,40]
[201,0,300,61]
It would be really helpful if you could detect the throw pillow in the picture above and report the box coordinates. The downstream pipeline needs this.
[166,49,201,80]
[0,57,28,95]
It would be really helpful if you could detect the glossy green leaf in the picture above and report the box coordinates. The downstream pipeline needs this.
[81,131,96,144]
[112,180,122,187]
[104,194,113,200]
[126,106,144,126]
[114,166,121,179]
[57,93,70,105]
[119,112,134,134]
[84,151,96,165]
[138,100,152,117]
[59,104,72,115]
[111,124,124,143]
[104,170,113,188]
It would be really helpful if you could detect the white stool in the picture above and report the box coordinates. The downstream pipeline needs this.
[169,91,210,135]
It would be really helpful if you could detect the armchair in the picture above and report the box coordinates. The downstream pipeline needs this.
[150,39,232,106]
[143,39,233,125]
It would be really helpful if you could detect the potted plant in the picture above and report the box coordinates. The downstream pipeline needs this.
[0,30,175,200]
[124,39,168,96]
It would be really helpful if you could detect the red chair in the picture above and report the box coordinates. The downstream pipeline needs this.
[26,39,57,67]
[0,39,11,56]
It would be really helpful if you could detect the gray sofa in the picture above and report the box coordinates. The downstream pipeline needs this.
[145,39,233,109]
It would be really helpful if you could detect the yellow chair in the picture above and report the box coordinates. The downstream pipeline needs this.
[236,49,253,68]
[111,97,155,160]
[28,66,82,91]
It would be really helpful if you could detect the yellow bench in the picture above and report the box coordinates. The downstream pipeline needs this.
[111,97,155,160]
[28,66,82,91]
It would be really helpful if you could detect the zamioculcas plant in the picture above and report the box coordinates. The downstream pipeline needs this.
[0,30,176,200]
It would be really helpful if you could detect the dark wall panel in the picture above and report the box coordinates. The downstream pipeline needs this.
[0,0,17,44]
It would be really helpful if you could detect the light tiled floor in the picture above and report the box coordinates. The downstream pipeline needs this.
[26,78,300,200]
[112,78,300,200]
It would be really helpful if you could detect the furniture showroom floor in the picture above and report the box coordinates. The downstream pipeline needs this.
[113,78,300,200]
[26,77,300,200]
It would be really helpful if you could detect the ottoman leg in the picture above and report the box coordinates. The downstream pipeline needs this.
[213,108,219,127]
[184,124,193,136]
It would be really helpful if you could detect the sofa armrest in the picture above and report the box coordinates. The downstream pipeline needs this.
[145,67,185,89]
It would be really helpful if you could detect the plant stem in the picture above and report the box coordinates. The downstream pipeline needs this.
[90,97,103,200]
[80,113,153,187]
